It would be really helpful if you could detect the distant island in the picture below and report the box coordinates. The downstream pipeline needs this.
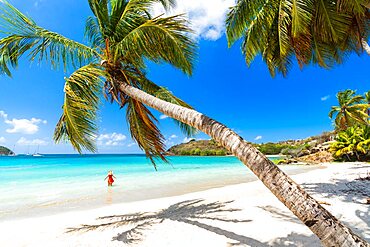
[167,132,335,164]
[0,146,15,156]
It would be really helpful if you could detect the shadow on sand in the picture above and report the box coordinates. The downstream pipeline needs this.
[66,199,322,246]
[301,177,370,203]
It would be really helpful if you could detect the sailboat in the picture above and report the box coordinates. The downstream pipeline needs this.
[32,145,43,157]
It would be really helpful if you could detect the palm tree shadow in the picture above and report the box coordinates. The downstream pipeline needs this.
[257,205,301,224]
[66,199,260,245]
[268,232,321,247]
[355,207,370,242]
[301,178,370,203]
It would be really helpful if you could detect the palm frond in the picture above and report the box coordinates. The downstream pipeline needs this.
[262,10,293,77]
[337,0,367,15]
[365,91,370,103]
[114,14,197,76]
[85,16,105,48]
[278,0,292,58]
[290,0,313,37]
[347,94,365,105]
[109,0,176,39]
[123,0,175,17]
[0,1,99,76]
[126,98,167,169]
[241,1,279,67]
[54,64,107,153]
[226,0,266,46]
[88,0,111,38]
[226,0,369,76]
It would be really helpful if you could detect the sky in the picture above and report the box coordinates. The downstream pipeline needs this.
[0,0,369,154]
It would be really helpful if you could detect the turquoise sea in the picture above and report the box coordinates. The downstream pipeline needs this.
[0,154,316,220]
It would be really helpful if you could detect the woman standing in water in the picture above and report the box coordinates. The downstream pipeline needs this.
[104,170,116,186]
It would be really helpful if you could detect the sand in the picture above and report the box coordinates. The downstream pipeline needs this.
[0,162,369,247]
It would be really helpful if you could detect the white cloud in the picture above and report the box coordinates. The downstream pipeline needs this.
[254,136,262,141]
[166,141,175,147]
[0,137,5,144]
[17,137,48,146]
[0,110,47,134]
[34,0,43,8]
[169,134,178,140]
[183,137,195,143]
[127,142,136,147]
[0,111,8,119]
[5,118,46,134]
[104,141,122,146]
[159,114,169,120]
[152,0,236,40]
[321,95,330,101]
[97,133,127,146]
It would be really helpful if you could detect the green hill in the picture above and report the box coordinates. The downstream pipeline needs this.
[0,146,14,156]
[167,139,231,156]
[167,132,335,157]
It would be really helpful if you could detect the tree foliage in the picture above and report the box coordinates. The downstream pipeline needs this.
[329,89,370,130]
[330,125,370,161]
[329,89,370,161]
[0,0,197,167]
[226,0,370,77]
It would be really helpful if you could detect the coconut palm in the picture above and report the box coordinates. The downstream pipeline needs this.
[0,1,367,246]
[226,0,370,76]
[329,89,369,130]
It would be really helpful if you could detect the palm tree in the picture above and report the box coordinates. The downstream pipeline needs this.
[0,1,367,246]
[329,89,369,130]
[226,0,370,76]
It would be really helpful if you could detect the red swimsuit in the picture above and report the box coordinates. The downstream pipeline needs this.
[107,174,114,184]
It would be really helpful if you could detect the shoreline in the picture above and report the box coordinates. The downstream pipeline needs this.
[0,162,369,246]
[0,164,319,221]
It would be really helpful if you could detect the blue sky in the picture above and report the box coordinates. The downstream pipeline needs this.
[0,0,369,154]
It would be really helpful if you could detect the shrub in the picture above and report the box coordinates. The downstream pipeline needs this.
[330,126,370,162]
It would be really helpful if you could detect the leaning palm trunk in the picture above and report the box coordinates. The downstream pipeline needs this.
[118,81,369,247]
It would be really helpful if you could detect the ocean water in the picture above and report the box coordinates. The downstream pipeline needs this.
[0,154,316,220]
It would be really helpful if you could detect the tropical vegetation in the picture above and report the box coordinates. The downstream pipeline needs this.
[329,89,370,161]
[168,134,327,158]
[167,139,231,156]
[0,0,367,245]
[329,89,370,130]
[0,0,197,167]
[226,0,370,76]
[330,125,370,161]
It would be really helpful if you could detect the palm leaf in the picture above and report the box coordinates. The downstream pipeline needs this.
[85,16,105,48]
[126,98,167,169]
[0,1,99,75]
[88,0,111,38]
[241,1,279,67]
[226,0,266,45]
[114,14,197,75]
[54,64,106,153]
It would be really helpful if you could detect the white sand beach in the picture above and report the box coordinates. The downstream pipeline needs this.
[0,162,369,247]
